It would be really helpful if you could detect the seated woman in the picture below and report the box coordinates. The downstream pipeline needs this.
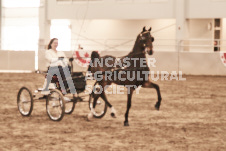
[42,38,75,95]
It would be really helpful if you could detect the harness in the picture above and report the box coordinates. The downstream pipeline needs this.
[103,50,149,75]
[111,31,152,72]
[93,31,153,75]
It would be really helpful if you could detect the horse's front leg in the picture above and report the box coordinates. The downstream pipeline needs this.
[124,88,134,126]
[142,81,162,110]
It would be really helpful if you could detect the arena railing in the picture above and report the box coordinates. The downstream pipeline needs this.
[70,38,177,52]
[179,39,226,52]
[0,38,225,52]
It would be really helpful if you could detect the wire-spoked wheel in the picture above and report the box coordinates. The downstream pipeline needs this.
[64,95,76,114]
[46,89,65,121]
[17,87,34,116]
[89,92,107,118]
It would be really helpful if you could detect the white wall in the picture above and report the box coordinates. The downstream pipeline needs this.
[179,52,226,75]
[44,0,226,54]
[222,18,226,51]
[2,7,39,51]
[47,0,175,20]
[0,51,35,71]
[2,7,38,18]
[70,19,176,52]
[186,0,226,18]
[47,0,226,20]
[185,19,213,52]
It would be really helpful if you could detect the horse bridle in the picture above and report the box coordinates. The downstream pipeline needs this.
[123,32,153,57]
[139,31,153,48]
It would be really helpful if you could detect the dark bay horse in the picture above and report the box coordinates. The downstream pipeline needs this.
[88,27,162,126]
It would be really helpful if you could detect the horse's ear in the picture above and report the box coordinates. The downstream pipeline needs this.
[148,27,152,31]
[142,26,146,32]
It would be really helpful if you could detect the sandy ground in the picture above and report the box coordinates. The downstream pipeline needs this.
[0,73,226,151]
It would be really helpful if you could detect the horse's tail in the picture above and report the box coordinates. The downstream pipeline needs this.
[88,51,100,71]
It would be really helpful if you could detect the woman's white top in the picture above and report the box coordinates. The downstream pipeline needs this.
[45,49,69,67]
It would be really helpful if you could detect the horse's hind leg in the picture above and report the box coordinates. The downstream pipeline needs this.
[100,91,116,118]
[88,93,100,120]
[142,81,162,110]
[97,82,117,118]
[92,90,112,109]
[124,88,134,126]
[92,93,100,108]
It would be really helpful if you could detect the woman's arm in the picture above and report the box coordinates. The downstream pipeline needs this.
[45,51,58,63]
[45,50,60,67]
[61,52,69,65]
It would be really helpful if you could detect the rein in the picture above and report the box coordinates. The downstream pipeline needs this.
[107,50,149,73]
[116,49,147,60]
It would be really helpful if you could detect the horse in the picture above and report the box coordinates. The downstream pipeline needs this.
[88,27,162,126]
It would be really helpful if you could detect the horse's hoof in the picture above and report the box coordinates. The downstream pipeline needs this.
[111,113,116,118]
[155,104,160,110]
[124,121,129,126]
[87,112,93,121]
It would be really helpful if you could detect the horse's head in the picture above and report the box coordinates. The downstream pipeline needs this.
[138,26,154,55]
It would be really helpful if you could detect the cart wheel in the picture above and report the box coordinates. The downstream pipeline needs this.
[89,93,107,118]
[46,89,65,121]
[65,97,75,114]
[17,87,34,116]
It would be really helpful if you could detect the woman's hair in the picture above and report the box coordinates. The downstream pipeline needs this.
[47,38,58,50]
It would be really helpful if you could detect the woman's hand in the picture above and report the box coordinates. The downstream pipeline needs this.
[57,60,64,66]
[58,57,64,60]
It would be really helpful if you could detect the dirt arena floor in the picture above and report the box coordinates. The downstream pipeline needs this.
[0,73,226,151]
